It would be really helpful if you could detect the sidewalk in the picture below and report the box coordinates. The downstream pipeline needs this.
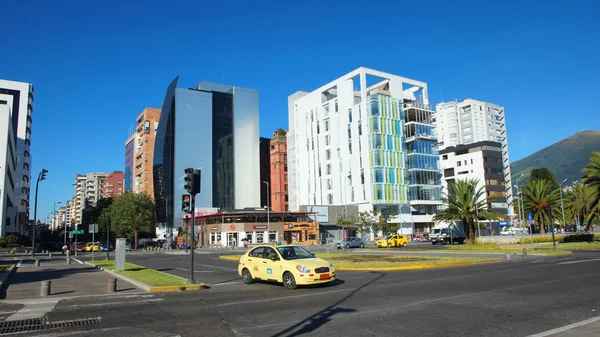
[2,258,139,301]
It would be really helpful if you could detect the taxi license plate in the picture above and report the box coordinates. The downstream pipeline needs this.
[320,273,330,280]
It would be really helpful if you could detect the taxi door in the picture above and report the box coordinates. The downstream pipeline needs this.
[262,247,282,281]
[245,247,266,279]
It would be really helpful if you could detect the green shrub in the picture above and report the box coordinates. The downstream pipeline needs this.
[563,234,596,243]
[0,237,7,248]
[516,235,566,244]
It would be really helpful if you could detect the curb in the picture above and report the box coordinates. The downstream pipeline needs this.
[0,264,17,290]
[334,258,503,271]
[85,261,207,293]
[219,255,240,261]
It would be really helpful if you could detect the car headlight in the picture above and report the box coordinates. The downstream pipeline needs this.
[296,265,311,273]
[330,263,335,271]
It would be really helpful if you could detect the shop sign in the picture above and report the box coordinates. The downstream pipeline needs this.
[253,225,267,230]
[211,226,218,231]
[229,224,236,231]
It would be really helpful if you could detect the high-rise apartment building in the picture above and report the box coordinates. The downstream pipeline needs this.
[102,171,124,198]
[154,77,260,228]
[435,99,513,214]
[287,67,442,234]
[125,108,160,197]
[439,141,509,214]
[0,104,18,236]
[73,172,108,224]
[270,129,288,212]
[0,79,34,235]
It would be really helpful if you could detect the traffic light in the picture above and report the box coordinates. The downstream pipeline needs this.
[39,169,48,181]
[184,168,201,195]
[182,194,191,213]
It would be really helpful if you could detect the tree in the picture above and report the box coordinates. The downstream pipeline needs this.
[107,192,154,249]
[433,178,506,244]
[582,152,600,230]
[84,197,114,226]
[530,168,559,191]
[522,179,560,234]
[564,183,596,231]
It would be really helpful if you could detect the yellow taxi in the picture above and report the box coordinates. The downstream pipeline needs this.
[376,234,409,248]
[85,242,100,252]
[238,245,335,290]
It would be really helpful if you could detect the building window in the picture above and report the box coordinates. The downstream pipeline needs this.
[327,179,332,190]
[326,164,331,175]
[348,141,352,154]
[328,193,333,204]
[347,125,352,139]
[210,232,222,244]
[316,122,320,134]
[348,109,352,123]
[325,135,331,146]
[324,119,330,131]
[325,149,331,160]
[358,122,362,136]
[457,161,461,167]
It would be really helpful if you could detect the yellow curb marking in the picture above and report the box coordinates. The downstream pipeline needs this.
[219,255,241,261]
[149,284,206,293]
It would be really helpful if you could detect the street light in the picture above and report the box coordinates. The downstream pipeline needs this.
[53,202,62,231]
[263,181,270,243]
[559,179,568,232]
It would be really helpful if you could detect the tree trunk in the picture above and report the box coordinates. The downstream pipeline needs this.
[134,231,138,250]
[539,222,546,234]
[467,221,475,244]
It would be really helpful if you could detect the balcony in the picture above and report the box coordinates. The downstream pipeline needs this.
[403,102,434,112]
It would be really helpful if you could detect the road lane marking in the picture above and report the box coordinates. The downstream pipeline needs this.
[527,315,600,337]
[557,258,600,265]
[193,263,237,271]
[177,267,214,273]
[16,259,22,267]
[72,258,84,264]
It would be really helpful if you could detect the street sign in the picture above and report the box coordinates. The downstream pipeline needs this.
[89,224,99,233]
[527,212,533,223]
[73,230,84,235]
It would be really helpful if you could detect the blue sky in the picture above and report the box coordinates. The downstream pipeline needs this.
[1,0,598,222]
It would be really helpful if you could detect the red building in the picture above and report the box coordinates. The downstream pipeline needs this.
[270,129,288,212]
[102,171,125,198]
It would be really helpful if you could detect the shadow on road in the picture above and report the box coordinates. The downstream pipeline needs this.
[271,271,386,337]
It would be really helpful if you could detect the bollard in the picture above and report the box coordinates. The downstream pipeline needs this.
[41,281,51,297]
[75,250,78,256]
[505,252,511,260]
[35,259,40,267]
[49,252,53,258]
[66,257,71,265]
[522,248,528,257]
[107,278,117,293]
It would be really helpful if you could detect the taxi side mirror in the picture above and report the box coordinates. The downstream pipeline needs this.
[270,255,279,261]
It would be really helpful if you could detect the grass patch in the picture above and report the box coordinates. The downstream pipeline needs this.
[310,253,486,268]
[90,260,186,287]
[539,241,600,251]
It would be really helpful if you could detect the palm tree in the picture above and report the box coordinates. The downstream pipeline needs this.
[433,178,506,244]
[582,151,600,230]
[522,179,560,234]
[564,183,596,231]
[125,209,153,250]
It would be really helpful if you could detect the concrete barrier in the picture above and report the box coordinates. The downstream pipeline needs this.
[107,278,117,293]
[41,281,51,297]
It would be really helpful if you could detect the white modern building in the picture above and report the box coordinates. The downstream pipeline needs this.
[287,67,442,235]
[439,141,509,214]
[73,172,108,224]
[434,99,514,214]
[0,79,34,236]
[0,104,18,236]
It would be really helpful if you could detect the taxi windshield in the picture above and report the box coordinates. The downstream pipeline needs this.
[277,246,314,260]
[386,235,394,240]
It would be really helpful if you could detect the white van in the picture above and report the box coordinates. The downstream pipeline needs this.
[501,226,527,236]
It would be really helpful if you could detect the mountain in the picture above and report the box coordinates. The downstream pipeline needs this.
[510,130,600,184]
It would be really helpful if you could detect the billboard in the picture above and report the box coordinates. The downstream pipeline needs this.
[306,206,329,223]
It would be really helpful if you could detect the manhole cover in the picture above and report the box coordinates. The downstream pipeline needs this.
[0,317,101,335]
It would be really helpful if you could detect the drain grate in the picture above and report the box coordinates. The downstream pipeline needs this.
[0,317,101,335]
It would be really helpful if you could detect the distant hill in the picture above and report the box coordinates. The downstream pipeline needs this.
[510,130,600,184]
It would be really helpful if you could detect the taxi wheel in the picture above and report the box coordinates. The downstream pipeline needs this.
[387,243,392,248]
[283,272,297,290]
[403,242,407,247]
[360,243,365,248]
[241,268,254,284]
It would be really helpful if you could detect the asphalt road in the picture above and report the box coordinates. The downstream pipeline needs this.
[9,251,600,337]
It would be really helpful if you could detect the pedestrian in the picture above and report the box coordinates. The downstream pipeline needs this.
[62,244,68,255]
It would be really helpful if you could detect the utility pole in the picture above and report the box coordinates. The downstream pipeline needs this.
[32,169,48,257]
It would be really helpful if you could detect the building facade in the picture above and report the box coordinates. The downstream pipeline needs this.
[434,99,513,214]
[73,172,108,224]
[102,171,124,198]
[127,108,160,197]
[287,67,442,235]
[0,79,34,235]
[153,77,260,230]
[270,129,288,212]
[439,141,509,215]
[124,134,135,192]
[0,104,18,236]
[259,137,271,209]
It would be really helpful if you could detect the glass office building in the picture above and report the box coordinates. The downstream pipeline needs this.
[153,77,260,228]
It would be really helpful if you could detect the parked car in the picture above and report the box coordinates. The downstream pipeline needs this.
[238,245,335,290]
[85,242,100,252]
[336,237,366,249]
[70,242,85,252]
[99,242,113,252]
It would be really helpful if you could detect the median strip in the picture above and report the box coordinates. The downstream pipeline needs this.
[88,260,206,293]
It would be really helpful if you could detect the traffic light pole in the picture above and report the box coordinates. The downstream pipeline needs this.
[31,176,40,257]
[188,195,196,284]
